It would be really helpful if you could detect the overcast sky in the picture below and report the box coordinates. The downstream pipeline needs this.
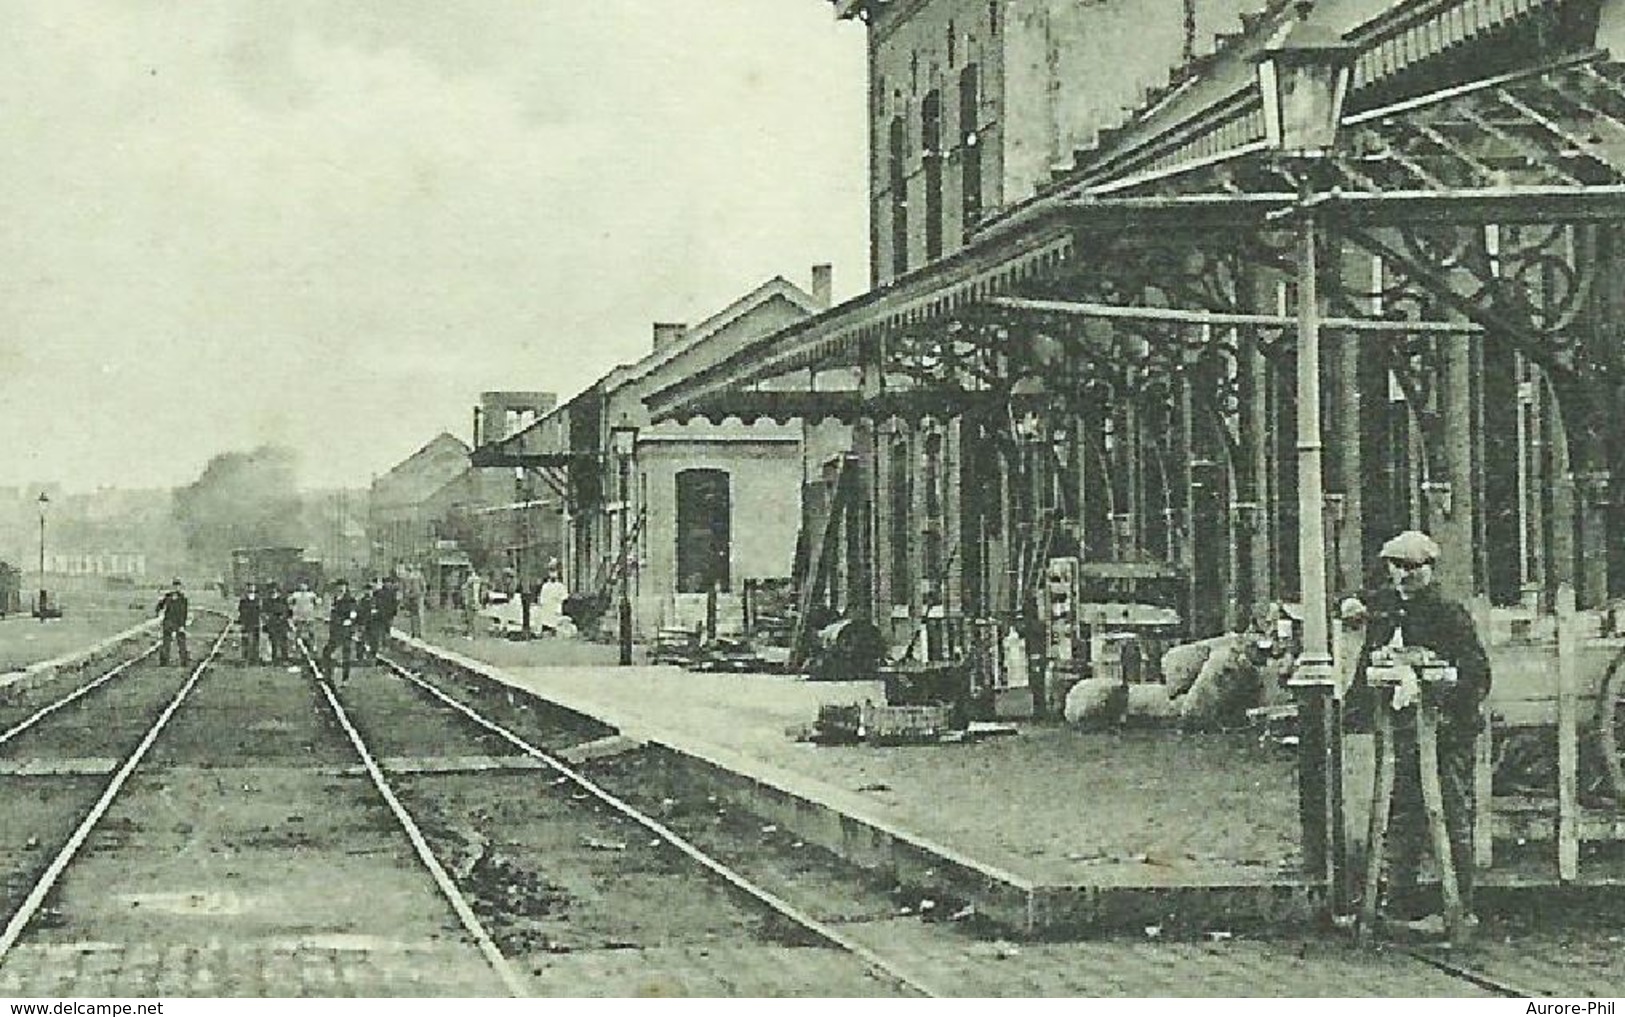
[0,2,868,493]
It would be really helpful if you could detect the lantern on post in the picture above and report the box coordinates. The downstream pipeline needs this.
[1256,0,1359,915]
[1257,1,1358,160]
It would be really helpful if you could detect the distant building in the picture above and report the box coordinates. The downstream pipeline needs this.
[371,399,564,606]
[475,271,830,638]
[42,551,146,577]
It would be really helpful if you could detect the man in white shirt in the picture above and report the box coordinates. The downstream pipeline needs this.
[289,581,321,653]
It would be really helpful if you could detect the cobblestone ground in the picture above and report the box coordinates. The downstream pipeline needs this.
[0,942,499,997]
[830,918,1625,997]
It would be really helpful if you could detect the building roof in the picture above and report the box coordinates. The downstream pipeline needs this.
[472,276,822,464]
[1037,0,1580,199]
[604,276,823,392]
[371,432,474,509]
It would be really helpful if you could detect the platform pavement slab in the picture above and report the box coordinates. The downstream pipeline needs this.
[502,665,1303,881]
[400,635,1308,899]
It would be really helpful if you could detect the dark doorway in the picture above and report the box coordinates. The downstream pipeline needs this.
[677,469,731,593]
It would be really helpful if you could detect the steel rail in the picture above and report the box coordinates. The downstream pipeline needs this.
[0,622,234,965]
[377,653,945,999]
[0,645,159,747]
[1396,944,1540,998]
[297,642,530,998]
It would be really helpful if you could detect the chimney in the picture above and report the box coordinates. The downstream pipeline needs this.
[653,322,687,352]
[811,263,833,310]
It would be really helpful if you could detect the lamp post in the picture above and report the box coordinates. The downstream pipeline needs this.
[515,467,532,639]
[609,424,639,666]
[36,492,49,621]
[1257,0,1357,906]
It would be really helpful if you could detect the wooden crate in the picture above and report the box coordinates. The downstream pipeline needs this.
[861,702,954,745]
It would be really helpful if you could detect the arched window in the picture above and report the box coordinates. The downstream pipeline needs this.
[921,90,943,261]
[889,116,909,277]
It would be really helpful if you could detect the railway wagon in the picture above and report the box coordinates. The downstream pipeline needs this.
[229,546,323,596]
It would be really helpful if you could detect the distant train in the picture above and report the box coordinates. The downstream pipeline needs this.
[228,547,323,596]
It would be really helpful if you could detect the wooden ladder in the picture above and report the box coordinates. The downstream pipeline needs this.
[788,456,856,669]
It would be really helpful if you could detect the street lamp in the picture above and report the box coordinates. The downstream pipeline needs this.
[1257,0,1357,902]
[609,423,639,666]
[36,492,49,621]
[1258,0,1355,675]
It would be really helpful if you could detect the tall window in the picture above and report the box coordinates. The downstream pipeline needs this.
[889,434,913,605]
[922,90,943,262]
[923,431,945,597]
[675,469,731,593]
[959,65,982,234]
[888,116,908,276]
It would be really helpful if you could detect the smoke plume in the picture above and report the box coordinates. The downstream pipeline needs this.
[172,446,307,571]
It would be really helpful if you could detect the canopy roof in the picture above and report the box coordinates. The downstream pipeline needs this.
[647,55,1625,423]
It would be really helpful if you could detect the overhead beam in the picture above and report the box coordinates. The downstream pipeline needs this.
[1052,186,1625,229]
[468,449,602,470]
[986,296,1482,333]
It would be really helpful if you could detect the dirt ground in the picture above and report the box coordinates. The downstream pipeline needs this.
[334,658,902,995]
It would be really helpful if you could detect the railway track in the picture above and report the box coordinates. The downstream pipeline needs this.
[0,620,1603,996]
[370,645,1603,1000]
[325,647,935,996]
[0,619,235,963]
[0,622,511,996]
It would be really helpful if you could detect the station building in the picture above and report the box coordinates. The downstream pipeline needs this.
[637,0,1625,896]
[648,0,1625,662]
[474,273,832,638]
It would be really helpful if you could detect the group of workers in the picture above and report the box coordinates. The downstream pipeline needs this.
[153,569,431,682]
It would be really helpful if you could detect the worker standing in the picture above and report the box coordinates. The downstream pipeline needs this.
[401,567,426,639]
[367,576,398,662]
[460,571,484,639]
[289,580,320,653]
[321,579,360,684]
[155,579,190,667]
[263,582,292,665]
[355,581,378,664]
[1344,530,1491,934]
[237,582,263,666]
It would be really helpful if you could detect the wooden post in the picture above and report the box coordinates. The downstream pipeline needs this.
[1334,612,1371,906]
[1335,335,1364,595]
[1469,594,1495,870]
[1360,696,1396,939]
[1293,674,1349,911]
[1239,323,1272,608]
[1417,698,1466,938]
[1556,582,1580,881]
[1297,686,1330,878]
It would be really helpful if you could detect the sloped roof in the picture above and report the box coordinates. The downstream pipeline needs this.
[473,276,822,462]
[605,276,823,391]
[372,432,473,508]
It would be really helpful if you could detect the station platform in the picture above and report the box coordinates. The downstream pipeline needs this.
[400,628,1316,935]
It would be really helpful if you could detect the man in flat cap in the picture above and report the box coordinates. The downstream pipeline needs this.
[1342,530,1491,931]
